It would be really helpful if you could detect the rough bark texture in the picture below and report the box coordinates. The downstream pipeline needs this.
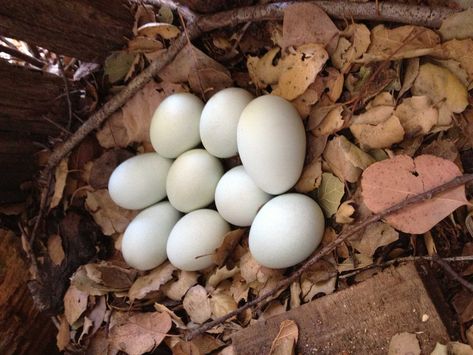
[176,0,254,13]
[231,263,449,354]
[0,0,133,62]
[0,229,58,355]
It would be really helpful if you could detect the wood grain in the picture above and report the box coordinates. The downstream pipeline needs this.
[231,263,449,354]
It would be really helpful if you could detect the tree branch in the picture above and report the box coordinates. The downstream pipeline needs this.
[185,173,473,340]
[433,255,473,293]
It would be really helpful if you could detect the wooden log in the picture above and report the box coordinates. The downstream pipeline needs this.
[0,229,57,355]
[0,0,133,62]
[231,263,450,354]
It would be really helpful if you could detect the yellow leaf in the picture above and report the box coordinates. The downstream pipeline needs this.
[439,8,473,41]
[315,172,345,217]
[137,22,180,39]
[394,96,438,136]
[351,115,405,149]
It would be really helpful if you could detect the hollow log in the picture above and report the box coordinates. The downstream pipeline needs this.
[0,0,133,62]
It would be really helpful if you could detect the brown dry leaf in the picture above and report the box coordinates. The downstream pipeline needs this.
[210,291,238,319]
[88,149,134,190]
[323,135,376,183]
[467,326,473,348]
[312,105,344,137]
[337,253,373,273]
[47,234,65,265]
[324,67,344,102]
[290,281,301,309]
[50,158,68,209]
[395,96,438,136]
[207,266,240,291]
[128,262,176,301]
[247,47,281,88]
[399,57,419,98]
[438,39,473,88]
[282,3,339,54]
[109,311,172,355]
[439,8,473,41]
[331,24,371,73]
[128,36,164,53]
[351,105,394,125]
[137,22,180,39]
[240,252,281,285]
[86,296,107,337]
[162,270,199,301]
[78,316,93,343]
[316,172,345,217]
[172,341,200,354]
[269,320,299,355]
[412,63,468,116]
[301,276,336,302]
[192,334,225,354]
[421,139,458,162]
[272,44,329,100]
[350,114,405,149]
[213,228,247,267]
[56,316,70,351]
[359,25,439,63]
[85,189,138,236]
[295,158,322,193]
[183,285,211,324]
[291,85,320,119]
[230,274,250,303]
[388,332,420,355]
[447,342,473,355]
[154,303,186,329]
[335,201,356,224]
[361,154,468,234]
[351,222,399,256]
[64,285,89,325]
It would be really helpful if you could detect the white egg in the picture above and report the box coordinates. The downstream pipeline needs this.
[108,153,172,210]
[167,209,230,271]
[121,202,181,271]
[200,88,254,158]
[249,193,325,269]
[215,166,271,226]
[150,93,204,158]
[166,149,223,212]
[237,95,306,194]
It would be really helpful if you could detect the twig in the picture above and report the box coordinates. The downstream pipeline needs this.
[339,255,473,279]
[58,57,73,130]
[186,173,473,340]
[0,43,46,68]
[433,255,473,293]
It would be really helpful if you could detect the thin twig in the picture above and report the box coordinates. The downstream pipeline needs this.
[339,255,473,279]
[433,255,473,293]
[186,173,473,340]
[58,57,73,130]
[0,43,46,68]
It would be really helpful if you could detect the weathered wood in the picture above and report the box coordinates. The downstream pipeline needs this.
[0,0,133,62]
[0,229,58,355]
[231,263,449,354]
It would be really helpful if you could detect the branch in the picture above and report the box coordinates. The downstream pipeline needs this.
[186,173,473,340]
[433,255,473,293]
[0,43,46,68]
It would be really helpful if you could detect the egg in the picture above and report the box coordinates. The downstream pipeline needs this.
[249,193,325,269]
[108,152,172,210]
[200,88,254,158]
[215,166,272,226]
[166,149,223,212]
[121,202,181,271]
[237,95,306,194]
[167,209,230,271]
[150,93,204,158]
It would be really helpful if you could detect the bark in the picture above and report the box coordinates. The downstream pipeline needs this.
[0,0,133,62]
[0,229,58,355]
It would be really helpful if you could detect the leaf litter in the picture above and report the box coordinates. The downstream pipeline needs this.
[47,3,473,354]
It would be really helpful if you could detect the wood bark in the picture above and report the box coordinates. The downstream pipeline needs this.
[0,0,133,62]
[231,263,450,354]
[0,229,58,355]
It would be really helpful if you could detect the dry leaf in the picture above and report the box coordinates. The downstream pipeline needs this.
[395,96,438,137]
[128,262,176,301]
[50,158,68,209]
[86,296,107,337]
[388,332,420,355]
[162,270,199,301]
[359,25,439,63]
[78,316,93,343]
[439,8,473,41]
[128,36,164,53]
[213,229,247,267]
[137,22,180,39]
[104,51,136,83]
[183,285,211,324]
[421,139,459,162]
[47,234,65,265]
[337,253,373,273]
[210,291,238,319]
[351,114,405,150]
[301,275,336,302]
[361,154,468,234]
[315,172,345,217]
[295,159,322,193]
[64,285,89,325]
[335,201,356,224]
[192,334,225,354]
[352,222,399,256]
[323,135,375,183]
[438,39,473,87]
[447,342,473,355]
[85,189,138,236]
[87,328,112,355]
[269,320,299,355]
[247,47,281,88]
[290,281,301,309]
[291,85,320,119]
[88,149,134,189]
[172,341,200,354]
[109,311,172,355]
[56,316,70,351]
[331,24,371,73]
[312,106,344,136]
[351,105,394,125]
[207,266,240,290]
[282,3,339,53]
[399,57,419,98]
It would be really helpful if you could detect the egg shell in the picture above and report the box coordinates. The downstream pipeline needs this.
[150,93,204,158]
[200,88,254,158]
[215,166,272,226]
[167,209,230,271]
[108,152,172,210]
[249,193,325,269]
[121,202,181,271]
[166,149,224,212]
[237,95,306,194]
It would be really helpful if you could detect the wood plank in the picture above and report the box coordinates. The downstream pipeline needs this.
[0,0,133,62]
[231,263,449,354]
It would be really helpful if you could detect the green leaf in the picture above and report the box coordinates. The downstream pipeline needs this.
[315,173,345,217]
[104,51,135,84]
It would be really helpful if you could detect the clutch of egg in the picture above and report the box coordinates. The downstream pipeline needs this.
[109,88,326,272]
